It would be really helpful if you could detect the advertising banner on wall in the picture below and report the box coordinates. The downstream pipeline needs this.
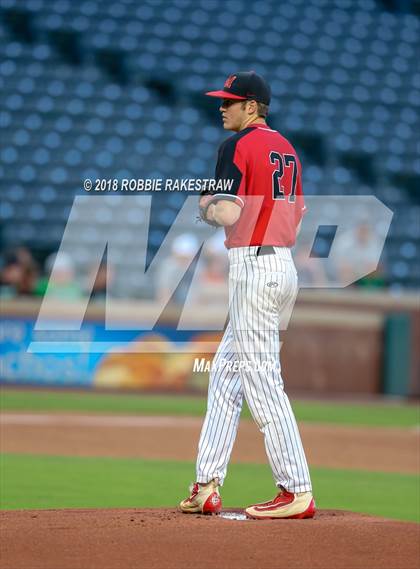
[0,315,221,392]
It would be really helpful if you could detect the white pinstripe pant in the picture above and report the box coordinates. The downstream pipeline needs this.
[196,246,312,493]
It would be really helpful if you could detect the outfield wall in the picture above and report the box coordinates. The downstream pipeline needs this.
[1,290,418,397]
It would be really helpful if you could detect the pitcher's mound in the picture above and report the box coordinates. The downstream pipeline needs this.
[1,508,418,569]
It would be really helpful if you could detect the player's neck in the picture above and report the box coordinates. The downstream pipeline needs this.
[239,116,266,131]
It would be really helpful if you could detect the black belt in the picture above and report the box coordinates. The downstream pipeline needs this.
[256,246,276,256]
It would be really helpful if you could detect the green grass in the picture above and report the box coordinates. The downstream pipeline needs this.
[0,389,209,416]
[1,388,419,428]
[1,454,419,522]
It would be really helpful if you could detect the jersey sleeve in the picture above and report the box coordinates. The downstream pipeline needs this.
[210,136,246,208]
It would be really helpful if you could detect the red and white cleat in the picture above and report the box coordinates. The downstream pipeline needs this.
[179,479,222,515]
[246,489,315,519]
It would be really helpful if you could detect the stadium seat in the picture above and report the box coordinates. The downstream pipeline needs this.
[0,0,418,292]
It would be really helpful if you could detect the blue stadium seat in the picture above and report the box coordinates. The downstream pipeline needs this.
[1,0,418,291]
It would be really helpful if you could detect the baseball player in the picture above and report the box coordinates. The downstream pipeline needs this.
[179,71,315,519]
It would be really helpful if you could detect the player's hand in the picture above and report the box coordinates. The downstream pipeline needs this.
[198,195,221,227]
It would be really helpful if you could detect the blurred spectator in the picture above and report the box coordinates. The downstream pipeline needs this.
[0,246,39,297]
[330,222,386,288]
[196,232,229,305]
[88,260,114,301]
[294,236,328,287]
[155,233,200,305]
[36,252,83,299]
[200,232,228,284]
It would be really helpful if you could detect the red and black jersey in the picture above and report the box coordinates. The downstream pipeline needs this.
[212,123,306,248]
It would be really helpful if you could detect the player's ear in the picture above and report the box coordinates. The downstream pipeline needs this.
[248,100,257,115]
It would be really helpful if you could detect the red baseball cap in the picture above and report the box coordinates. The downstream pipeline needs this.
[205,71,271,105]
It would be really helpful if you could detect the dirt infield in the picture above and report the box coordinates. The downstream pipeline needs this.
[2,412,419,568]
[2,508,419,569]
[1,412,419,473]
